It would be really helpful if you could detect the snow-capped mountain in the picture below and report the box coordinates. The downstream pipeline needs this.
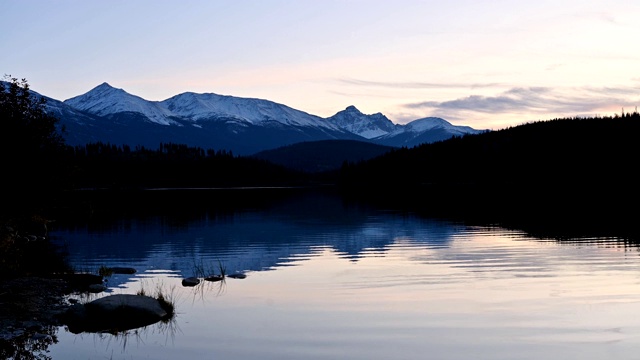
[35,82,484,155]
[327,105,398,139]
[162,91,338,129]
[65,83,341,130]
[65,83,178,126]
[403,116,480,135]
[374,116,485,148]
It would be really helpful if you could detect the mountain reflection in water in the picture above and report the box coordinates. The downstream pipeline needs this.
[51,190,467,286]
[46,190,640,360]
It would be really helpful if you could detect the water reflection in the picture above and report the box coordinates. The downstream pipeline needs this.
[46,190,640,360]
[50,189,640,291]
[66,315,180,357]
[51,191,467,288]
[0,326,58,360]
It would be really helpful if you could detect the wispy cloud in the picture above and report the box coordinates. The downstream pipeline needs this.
[405,86,640,117]
[328,89,400,99]
[334,77,640,128]
[338,78,503,90]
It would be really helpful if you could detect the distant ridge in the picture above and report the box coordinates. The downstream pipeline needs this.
[32,82,485,154]
[251,139,395,173]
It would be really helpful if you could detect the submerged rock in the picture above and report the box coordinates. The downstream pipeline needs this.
[87,284,107,293]
[55,273,103,291]
[227,273,247,279]
[204,275,224,282]
[181,277,200,287]
[62,294,173,334]
[106,267,137,274]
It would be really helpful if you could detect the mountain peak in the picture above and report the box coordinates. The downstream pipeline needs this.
[94,82,117,90]
[342,105,384,117]
[66,82,132,105]
[64,82,178,125]
[328,106,396,139]
[404,117,452,132]
[79,82,128,98]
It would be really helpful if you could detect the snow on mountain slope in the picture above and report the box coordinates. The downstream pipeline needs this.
[161,92,339,129]
[64,83,178,125]
[64,83,342,130]
[408,117,483,135]
[381,117,483,137]
[404,117,454,132]
[326,105,397,139]
[53,82,486,151]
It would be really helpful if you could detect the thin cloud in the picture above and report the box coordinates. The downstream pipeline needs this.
[570,10,620,25]
[328,89,400,99]
[338,78,503,90]
[405,86,640,115]
[545,63,564,71]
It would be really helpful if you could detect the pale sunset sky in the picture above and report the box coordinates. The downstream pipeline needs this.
[2,0,640,130]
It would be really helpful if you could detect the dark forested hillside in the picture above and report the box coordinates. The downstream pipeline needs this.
[251,139,395,173]
[339,113,640,229]
[63,142,310,190]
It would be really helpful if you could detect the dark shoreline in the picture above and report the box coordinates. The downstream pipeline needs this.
[46,185,640,242]
[0,277,69,359]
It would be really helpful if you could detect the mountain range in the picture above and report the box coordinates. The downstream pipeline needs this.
[38,82,485,155]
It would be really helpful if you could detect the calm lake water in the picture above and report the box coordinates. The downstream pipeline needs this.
[44,190,640,360]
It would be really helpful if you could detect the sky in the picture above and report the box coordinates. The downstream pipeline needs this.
[2,0,640,130]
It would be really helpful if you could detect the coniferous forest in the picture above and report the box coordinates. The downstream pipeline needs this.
[338,112,640,235]
[63,141,309,190]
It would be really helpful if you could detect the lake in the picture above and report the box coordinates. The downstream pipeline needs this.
[44,189,640,360]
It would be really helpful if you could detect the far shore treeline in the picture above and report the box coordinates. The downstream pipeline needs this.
[2,76,639,233]
[63,141,310,189]
[340,111,640,235]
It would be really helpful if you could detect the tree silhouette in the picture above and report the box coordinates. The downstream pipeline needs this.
[0,75,67,210]
[0,76,65,153]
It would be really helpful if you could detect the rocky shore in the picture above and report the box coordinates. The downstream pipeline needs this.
[0,216,77,345]
[0,218,173,358]
[0,276,70,341]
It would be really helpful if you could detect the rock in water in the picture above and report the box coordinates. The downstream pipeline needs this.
[182,277,200,287]
[87,284,107,293]
[107,267,137,274]
[63,294,172,334]
[204,275,224,282]
[227,273,247,279]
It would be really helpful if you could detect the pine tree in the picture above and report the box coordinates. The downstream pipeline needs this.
[0,76,65,154]
[0,75,67,209]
